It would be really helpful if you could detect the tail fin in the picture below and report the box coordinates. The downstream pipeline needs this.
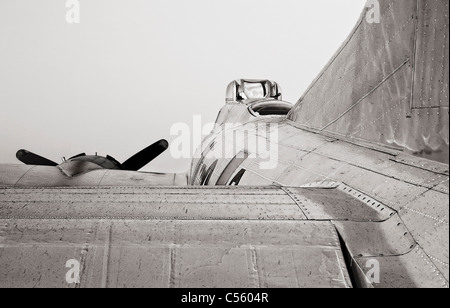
[288,0,449,164]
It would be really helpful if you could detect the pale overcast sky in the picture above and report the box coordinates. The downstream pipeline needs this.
[0,0,364,173]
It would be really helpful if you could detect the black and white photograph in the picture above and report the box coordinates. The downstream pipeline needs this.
[0,0,448,292]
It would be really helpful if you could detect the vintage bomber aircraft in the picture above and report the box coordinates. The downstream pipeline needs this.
[0,0,448,288]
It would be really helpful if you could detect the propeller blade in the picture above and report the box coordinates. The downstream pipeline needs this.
[16,149,58,167]
[121,139,169,171]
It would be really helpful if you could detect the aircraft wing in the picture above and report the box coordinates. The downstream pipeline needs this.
[0,0,448,289]
[0,183,447,288]
[0,164,187,187]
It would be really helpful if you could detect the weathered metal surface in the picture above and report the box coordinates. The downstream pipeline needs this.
[0,218,351,288]
[354,246,449,288]
[333,163,430,212]
[285,184,394,222]
[0,164,34,186]
[0,187,306,221]
[299,181,340,189]
[399,189,450,280]
[276,157,349,186]
[313,140,447,190]
[313,140,398,172]
[0,182,448,288]
[287,0,449,164]
[0,0,447,289]
[275,124,334,154]
[412,0,449,110]
[0,164,187,187]
[391,154,450,176]
[243,160,291,185]
[333,214,416,258]
[234,170,276,186]
[226,123,447,217]
[261,147,431,212]
[434,178,449,194]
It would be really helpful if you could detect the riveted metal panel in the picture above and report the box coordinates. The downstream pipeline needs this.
[287,0,449,164]
[277,153,350,186]
[285,184,394,222]
[399,189,449,280]
[313,140,397,169]
[407,108,449,163]
[243,160,291,184]
[277,125,334,153]
[289,0,415,137]
[435,178,449,194]
[0,186,306,221]
[0,186,289,195]
[236,123,448,214]
[392,154,449,176]
[412,0,449,109]
[0,188,293,204]
[0,220,102,288]
[333,214,416,258]
[354,246,449,288]
[276,165,329,187]
[0,219,351,288]
[273,150,430,212]
[273,143,319,166]
[314,140,448,190]
[300,181,340,189]
[334,162,430,211]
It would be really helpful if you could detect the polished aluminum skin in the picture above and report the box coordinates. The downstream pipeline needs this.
[0,0,448,288]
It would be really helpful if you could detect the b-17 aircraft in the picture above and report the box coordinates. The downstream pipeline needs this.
[0,0,448,288]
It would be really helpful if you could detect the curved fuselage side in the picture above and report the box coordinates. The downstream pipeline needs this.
[0,0,448,289]
[189,98,449,287]
[186,0,450,288]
